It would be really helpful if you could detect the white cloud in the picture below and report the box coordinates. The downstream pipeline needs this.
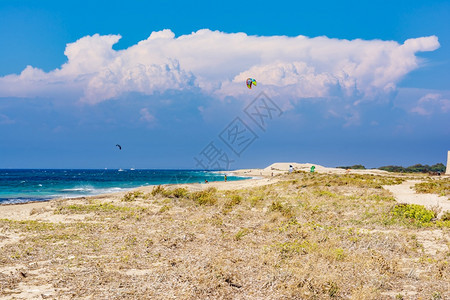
[410,93,450,115]
[0,29,440,104]
[139,108,156,124]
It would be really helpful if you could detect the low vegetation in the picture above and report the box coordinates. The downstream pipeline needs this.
[390,203,436,225]
[292,172,404,188]
[337,164,366,169]
[379,163,446,173]
[413,179,450,198]
[0,172,448,299]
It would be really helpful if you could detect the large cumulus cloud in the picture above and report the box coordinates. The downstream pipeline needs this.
[0,29,440,104]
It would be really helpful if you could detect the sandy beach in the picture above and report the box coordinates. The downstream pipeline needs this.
[1,0,448,298]
[1,163,449,299]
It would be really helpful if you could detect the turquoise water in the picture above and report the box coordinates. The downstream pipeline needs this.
[0,169,248,204]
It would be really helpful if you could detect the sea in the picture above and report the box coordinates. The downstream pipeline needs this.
[0,169,249,205]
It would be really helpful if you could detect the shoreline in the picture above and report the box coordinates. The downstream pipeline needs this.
[1,163,449,298]
[0,175,278,221]
[0,171,255,207]
[1,162,448,217]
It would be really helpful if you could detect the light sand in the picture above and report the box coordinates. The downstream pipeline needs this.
[384,180,450,217]
[0,202,54,222]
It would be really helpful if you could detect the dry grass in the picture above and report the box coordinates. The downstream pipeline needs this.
[0,172,449,299]
[413,178,450,198]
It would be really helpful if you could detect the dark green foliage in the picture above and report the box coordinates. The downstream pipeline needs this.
[429,163,446,172]
[378,166,405,172]
[336,164,366,170]
[379,163,445,173]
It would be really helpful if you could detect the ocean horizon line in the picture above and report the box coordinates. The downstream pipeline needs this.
[0,169,251,205]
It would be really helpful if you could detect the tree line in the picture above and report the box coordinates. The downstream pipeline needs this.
[337,163,446,173]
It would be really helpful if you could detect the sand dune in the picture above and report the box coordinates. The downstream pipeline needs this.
[232,162,390,177]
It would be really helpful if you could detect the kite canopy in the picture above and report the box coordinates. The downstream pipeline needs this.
[246,78,257,89]
[116,144,122,150]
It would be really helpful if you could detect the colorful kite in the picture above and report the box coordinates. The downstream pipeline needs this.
[246,78,257,89]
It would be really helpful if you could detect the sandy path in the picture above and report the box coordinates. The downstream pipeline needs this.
[384,180,450,216]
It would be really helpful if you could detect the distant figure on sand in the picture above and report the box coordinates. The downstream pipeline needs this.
[205,179,208,184]
[310,166,315,173]
[289,165,293,173]
[224,175,227,182]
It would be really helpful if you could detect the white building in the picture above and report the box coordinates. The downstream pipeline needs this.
[447,151,450,175]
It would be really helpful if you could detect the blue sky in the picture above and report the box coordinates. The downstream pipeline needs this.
[0,0,449,169]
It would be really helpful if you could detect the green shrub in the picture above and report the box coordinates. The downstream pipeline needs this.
[189,187,217,205]
[225,194,242,208]
[151,185,166,196]
[170,188,189,198]
[391,204,435,223]
[122,191,143,202]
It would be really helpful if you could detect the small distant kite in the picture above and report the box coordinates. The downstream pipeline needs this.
[246,78,257,89]
[116,144,122,150]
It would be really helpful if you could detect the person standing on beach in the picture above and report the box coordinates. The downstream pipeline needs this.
[224,175,227,182]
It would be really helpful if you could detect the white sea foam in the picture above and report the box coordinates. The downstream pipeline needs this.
[62,186,95,192]
[62,186,125,195]
[0,197,51,205]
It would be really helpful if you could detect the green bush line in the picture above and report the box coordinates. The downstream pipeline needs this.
[379,163,445,173]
